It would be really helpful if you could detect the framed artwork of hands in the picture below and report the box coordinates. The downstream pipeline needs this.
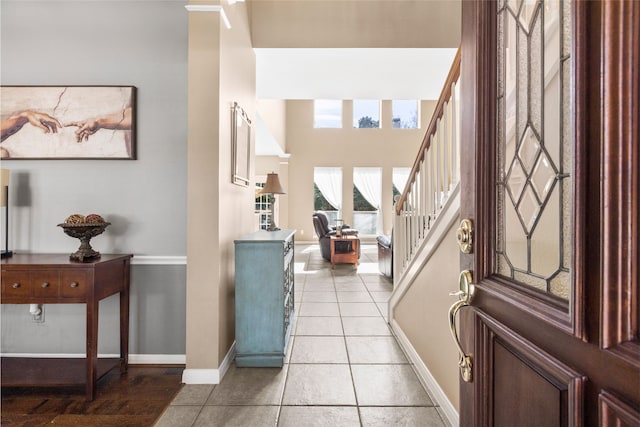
[1,86,136,160]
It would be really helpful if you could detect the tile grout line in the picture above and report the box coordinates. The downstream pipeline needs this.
[334,269,365,427]
[276,257,307,426]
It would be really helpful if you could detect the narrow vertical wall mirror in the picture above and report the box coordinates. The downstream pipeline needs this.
[232,102,251,187]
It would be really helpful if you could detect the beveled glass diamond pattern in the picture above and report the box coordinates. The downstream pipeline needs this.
[507,159,526,202]
[531,152,556,201]
[505,199,528,270]
[518,126,540,174]
[518,184,540,233]
[496,0,572,300]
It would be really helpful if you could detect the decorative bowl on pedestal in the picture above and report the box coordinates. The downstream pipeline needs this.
[58,222,110,262]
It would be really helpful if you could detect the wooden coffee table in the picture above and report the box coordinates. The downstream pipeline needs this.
[330,235,359,268]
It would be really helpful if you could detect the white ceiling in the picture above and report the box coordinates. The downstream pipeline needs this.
[255,48,458,100]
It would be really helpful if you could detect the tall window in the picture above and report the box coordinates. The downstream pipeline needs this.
[392,100,419,129]
[353,100,380,128]
[353,167,382,235]
[392,167,411,202]
[314,100,342,128]
[255,182,271,230]
[314,167,342,225]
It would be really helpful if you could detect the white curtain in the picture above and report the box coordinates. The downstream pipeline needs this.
[314,167,342,213]
[353,167,382,233]
[392,168,411,201]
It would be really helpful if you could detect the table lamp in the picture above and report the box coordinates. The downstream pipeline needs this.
[259,172,286,231]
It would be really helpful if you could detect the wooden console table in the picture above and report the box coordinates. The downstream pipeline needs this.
[0,253,133,400]
[330,235,360,268]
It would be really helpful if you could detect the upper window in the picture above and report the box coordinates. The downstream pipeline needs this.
[353,100,380,128]
[392,100,419,129]
[314,100,342,128]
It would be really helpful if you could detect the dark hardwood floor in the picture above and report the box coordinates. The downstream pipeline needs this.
[1,365,184,427]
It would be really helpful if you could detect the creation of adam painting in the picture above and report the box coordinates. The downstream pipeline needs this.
[0,86,136,159]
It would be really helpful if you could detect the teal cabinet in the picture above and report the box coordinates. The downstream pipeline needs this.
[234,229,295,367]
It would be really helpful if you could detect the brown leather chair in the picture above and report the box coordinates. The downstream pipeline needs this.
[312,212,359,261]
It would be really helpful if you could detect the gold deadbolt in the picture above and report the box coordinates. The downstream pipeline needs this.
[456,219,474,254]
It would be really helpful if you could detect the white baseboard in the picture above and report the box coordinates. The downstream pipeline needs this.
[0,353,186,365]
[131,256,187,265]
[391,319,459,427]
[129,354,185,364]
[181,368,219,384]
[181,341,236,384]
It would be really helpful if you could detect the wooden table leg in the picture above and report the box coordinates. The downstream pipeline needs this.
[120,261,130,373]
[86,298,99,401]
[354,239,360,266]
[330,238,336,269]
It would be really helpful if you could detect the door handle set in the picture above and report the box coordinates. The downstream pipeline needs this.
[449,270,475,383]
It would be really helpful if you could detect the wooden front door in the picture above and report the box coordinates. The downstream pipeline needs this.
[457,0,638,425]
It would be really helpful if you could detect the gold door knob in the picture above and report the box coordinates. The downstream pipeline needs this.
[12,283,20,289]
[41,282,49,288]
[448,270,475,382]
[456,219,474,254]
[69,282,79,288]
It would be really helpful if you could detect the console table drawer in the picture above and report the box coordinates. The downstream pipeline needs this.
[1,269,89,300]
[31,270,61,298]
[1,271,31,298]
[2,270,60,298]
[60,271,88,298]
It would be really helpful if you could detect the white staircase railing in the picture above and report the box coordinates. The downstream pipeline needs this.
[394,48,461,280]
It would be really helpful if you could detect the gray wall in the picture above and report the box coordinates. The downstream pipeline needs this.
[1,265,186,355]
[1,1,187,357]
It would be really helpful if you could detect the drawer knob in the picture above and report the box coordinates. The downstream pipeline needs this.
[41,282,49,288]
[12,283,20,289]
[69,282,79,288]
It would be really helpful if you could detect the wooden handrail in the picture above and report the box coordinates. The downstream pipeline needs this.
[395,47,461,214]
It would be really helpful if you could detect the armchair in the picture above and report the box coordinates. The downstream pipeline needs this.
[312,212,359,261]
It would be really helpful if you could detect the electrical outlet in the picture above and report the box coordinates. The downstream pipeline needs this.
[31,305,45,323]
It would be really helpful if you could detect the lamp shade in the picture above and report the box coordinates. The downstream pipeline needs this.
[259,172,286,195]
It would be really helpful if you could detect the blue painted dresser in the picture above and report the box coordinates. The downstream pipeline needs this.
[234,229,295,367]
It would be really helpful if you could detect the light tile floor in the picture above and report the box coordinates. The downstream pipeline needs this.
[155,244,447,427]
